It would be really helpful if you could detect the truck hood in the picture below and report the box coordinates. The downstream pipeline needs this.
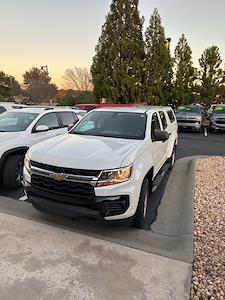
[28,133,142,170]
[176,113,202,120]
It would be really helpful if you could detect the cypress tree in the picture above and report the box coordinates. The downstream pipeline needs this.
[174,34,195,104]
[199,46,224,103]
[91,0,145,103]
[145,8,172,105]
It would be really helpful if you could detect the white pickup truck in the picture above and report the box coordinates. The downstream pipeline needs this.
[24,106,178,228]
[0,108,79,189]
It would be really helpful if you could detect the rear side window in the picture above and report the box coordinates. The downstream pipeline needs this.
[159,111,168,129]
[59,112,78,127]
[167,110,175,123]
[0,106,6,114]
[12,106,24,109]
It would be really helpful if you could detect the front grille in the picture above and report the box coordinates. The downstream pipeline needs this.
[216,119,225,124]
[31,161,100,177]
[178,119,199,124]
[31,174,95,201]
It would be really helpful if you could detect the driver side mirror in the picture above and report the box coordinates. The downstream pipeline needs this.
[153,130,169,142]
[35,125,49,132]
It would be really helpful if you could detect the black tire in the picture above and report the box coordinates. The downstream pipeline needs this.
[168,146,176,170]
[133,177,150,229]
[3,155,24,190]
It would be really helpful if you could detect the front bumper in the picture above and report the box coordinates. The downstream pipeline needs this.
[25,183,130,221]
[177,122,201,131]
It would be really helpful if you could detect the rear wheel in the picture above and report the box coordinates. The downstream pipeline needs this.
[3,155,24,190]
[133,177,150,229]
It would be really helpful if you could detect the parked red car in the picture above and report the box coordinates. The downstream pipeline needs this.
[74,103,138,112]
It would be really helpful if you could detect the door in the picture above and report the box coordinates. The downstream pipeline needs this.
[158,111,170,165]
[30,112,63,146]
[150,112,168,176]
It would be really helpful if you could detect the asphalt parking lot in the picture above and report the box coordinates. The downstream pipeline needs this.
[0,131,224,299]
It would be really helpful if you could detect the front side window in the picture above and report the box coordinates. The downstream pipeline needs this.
[0,112,38,132]
[151,113,161,140]
[34,113,59,130]
[0,106,6,114]
[71,111,147,140]
[159,111,168,129]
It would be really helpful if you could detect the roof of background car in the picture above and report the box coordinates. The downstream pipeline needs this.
[11,107,75,114]
[94,106,172,113]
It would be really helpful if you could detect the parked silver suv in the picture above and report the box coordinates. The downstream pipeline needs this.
[210,105,225,132]
[175,105,203,132]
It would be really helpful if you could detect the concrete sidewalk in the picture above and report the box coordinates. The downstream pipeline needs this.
[0,212,191,300]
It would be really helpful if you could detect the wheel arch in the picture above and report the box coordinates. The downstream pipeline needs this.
[145,166,154,185]
[0,147,29,173]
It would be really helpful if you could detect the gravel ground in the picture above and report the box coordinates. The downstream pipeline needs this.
[191,157,225,300]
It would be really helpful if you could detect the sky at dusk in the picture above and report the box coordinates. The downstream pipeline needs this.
[0,0,224,88]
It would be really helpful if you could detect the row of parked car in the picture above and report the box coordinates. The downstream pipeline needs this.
[175,104,225,132]
[0,103,178,228]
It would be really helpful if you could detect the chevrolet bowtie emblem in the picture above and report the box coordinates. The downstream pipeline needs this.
[50,173,66,181]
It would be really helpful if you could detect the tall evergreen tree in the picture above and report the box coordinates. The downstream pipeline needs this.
[145,8,172,105]
[199,46,224,103]
[91,0,145,103]
[174,34,195,104]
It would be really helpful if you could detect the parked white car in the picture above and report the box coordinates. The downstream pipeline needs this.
[0,108,79,189]
[24,106,178,228]
[0,102,27,114]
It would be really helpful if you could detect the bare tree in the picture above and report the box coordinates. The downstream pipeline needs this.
[63,67,93,91]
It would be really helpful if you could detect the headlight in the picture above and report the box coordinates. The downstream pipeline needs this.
[24,155,31,173]
[97,165,133,187]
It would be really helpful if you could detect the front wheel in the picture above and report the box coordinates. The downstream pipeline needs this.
[168,146,176,170]
[133,177,150,229]
[2,155,24,190]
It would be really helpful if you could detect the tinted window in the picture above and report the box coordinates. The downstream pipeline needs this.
[59,112,78,127]
[167,110,175,123]
[12,106,24,109]
[35,113,59,130]
[151,113,161,140]
[176,106,201,114]
[212,106,225,115]
[0,112,38,132]
[159,111,167,129]
[72,111,147,140]
[0,106,6,114]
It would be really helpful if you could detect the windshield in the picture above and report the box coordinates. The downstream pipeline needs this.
[0,111,38,132]
[176,106,201,114]
[71,111,147,140]
[212,106,225,115]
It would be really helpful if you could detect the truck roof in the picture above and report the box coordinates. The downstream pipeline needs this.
[95,106,172,113]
